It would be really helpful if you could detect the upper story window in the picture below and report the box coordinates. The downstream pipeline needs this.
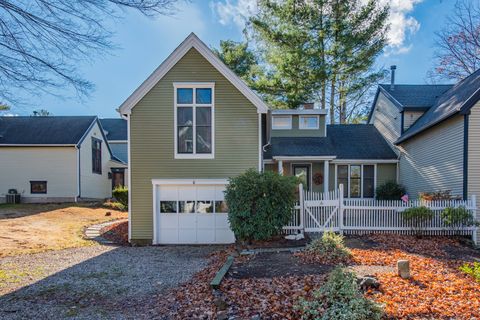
[272,115,292,130]
[337,164,375,198]
[299,115,319,129]
[174,83,214,159]
[92,138,102,174]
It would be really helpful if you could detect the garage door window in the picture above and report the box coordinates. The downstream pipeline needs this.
[197,201,213,213]
[160,201,177,213]
[179,201,195,213]
[215,201,228,213]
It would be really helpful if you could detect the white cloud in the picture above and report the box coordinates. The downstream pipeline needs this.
[211,0,257,29]
[211,0,422,55]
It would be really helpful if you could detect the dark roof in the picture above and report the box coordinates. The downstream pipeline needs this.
[266,125,397,159]
[100,118,127,141]
[379,84,453,109]
[0,116,96,145]
[396,69,480,144]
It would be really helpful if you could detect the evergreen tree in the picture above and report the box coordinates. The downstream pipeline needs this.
[223,0,390,122]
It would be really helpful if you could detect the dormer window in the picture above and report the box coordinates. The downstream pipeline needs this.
[174,83,214,159]
[299,115,319,129]
[272,115,292,130]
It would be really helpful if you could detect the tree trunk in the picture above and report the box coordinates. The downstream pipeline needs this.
[329,76,336,124]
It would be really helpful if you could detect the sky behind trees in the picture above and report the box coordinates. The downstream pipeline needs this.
[6,0,457,117]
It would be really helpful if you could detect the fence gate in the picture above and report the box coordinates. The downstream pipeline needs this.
[283,184,478,246]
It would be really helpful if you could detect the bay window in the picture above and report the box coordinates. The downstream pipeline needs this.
[336,164,375,198]
[174,83,214,159]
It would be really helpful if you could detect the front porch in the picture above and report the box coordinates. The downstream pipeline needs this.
[264,157,398,199]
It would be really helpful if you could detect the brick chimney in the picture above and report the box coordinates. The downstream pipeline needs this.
[390,65,397,91]
[302,102,314,110]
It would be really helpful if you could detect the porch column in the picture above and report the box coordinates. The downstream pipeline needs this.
[278,160,284,175]
[323,160,329,194]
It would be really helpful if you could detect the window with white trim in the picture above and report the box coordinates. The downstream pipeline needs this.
[299,115,319,129]
[337,164,375,198]
[272,115,292,129]
[174,83,214,159]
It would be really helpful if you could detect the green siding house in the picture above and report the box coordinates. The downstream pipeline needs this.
[119,33,398,245]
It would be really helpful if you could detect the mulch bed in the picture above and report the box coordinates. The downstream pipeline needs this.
[98,221,480,319]
[152,234,480,319]
[100,221,128,244]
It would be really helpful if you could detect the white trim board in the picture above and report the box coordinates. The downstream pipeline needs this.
[118,33,268,115]
[273,156,337,161]
[332,159,398,164]
[151,179,229,185]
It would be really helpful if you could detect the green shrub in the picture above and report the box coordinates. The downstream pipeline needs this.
[441,206,479,234]
[224,169,298,242]
[375,181,406,200]
[402,206,434,236]
[112,186,128,210]
[296,267,383,320]
[103,200,126,212]
[306,231,351,264]
[459,262,480,282]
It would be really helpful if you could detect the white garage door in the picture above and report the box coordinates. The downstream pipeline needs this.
[153,180,236,244]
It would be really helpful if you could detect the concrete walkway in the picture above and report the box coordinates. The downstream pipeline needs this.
[84,219,127,245]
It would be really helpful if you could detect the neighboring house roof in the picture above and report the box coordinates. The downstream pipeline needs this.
[118,33,269,115]
[266,125,397,160]
[379,84,453,109]
[396,69,480,144]
[100,118,127,141]
[109,143,128,164]
[367,84,453,122]
[0,116,97,145]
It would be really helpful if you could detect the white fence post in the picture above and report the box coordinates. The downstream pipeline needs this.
[299,183,305,233]
[472,195,478,246]
[338,184,344,234]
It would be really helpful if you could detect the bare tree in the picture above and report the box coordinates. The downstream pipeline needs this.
[31,109,51,116]
[429,0,480,82]
[0,0,180,105]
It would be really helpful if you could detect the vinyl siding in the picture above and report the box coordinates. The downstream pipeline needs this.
[271,114,326,137]
[398,115,464,199]
[403,111,424,131]
[376,163,397,187]
[467,101,480,241]
[129,48,260,241]
[0,147,77,202]
[369,92,401,153]
[79,122,112,199]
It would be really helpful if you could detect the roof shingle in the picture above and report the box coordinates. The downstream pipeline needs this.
[266,124,397,160]
[0,116,96,145]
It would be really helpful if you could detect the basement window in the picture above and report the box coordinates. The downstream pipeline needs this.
[30,181,47,194]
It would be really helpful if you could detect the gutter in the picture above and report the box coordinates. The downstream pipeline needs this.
[76,145,81,202]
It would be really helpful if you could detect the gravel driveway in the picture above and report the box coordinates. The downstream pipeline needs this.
[0,245,221,319]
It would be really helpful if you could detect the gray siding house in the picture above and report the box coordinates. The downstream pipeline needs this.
[370,68,480,202]
[100,118,128,188]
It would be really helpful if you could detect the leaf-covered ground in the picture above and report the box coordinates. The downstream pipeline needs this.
[352,235,480,319]
[101,228,480,319]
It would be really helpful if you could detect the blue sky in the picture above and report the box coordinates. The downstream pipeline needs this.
[9,0,455,117]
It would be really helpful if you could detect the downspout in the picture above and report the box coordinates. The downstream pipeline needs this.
[261,110,272,171]
[463,113,469,200]
[76,145,81,202]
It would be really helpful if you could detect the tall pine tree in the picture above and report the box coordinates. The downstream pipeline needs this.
[218,0,389,122]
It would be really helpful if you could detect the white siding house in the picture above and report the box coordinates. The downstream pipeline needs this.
[0,116,115,203]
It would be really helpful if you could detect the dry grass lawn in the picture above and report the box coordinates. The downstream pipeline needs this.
[0,203,127,257]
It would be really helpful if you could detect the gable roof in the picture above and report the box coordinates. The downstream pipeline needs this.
[0,116,97,145]
[379,84,453,109]
[100,118,127,141]
[118,33,268,115]
[265,125,397,160]
[396,69,480,144]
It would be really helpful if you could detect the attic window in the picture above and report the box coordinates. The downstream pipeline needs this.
[299,115,319,129]
[272,115,292,130]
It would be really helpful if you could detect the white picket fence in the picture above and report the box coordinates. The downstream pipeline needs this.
[283,184,478,245]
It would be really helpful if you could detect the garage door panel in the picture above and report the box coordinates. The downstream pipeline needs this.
[159,229,178,244]
[197,229,216,243]
[156,182,235,244]
[215,214,231,228]
[178,214,196,228]
[197,214,215,228]
[178,229,197,243]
